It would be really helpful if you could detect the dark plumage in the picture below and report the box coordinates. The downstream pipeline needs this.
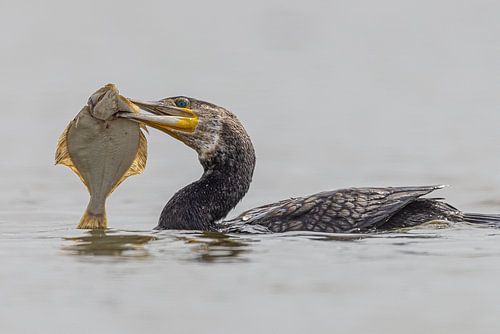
[125,96,500,233]
[157,117,255,230]
[222,186,459,233]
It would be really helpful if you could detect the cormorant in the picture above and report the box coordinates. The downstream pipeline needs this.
[120,96,500,233]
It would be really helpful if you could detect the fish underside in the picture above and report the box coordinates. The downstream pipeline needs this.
[55,84,147,229]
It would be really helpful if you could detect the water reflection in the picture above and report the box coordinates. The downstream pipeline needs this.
[175,231,253,263]
[60,225,449,261]
[62,230,156,257]
[62,229,253,262]
[287,229,442,242]
[281,232,372,242]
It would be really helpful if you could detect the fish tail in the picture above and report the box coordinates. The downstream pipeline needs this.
[77,197,107,229]
[464,212,500,227]
[77,210,107,229]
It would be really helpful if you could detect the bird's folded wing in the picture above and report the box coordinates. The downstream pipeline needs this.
[225,185,444,232]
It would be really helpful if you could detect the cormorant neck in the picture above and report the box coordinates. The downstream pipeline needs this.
[157,121,255,230]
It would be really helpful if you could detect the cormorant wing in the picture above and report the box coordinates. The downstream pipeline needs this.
[223,185,444,233]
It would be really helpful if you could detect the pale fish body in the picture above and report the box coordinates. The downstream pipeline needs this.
[55,84,147,229]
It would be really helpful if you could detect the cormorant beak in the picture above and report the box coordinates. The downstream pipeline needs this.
[118,99,198,133]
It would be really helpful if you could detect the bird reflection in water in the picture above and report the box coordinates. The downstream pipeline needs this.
[62,229,156,257]
[175,231,253,263]
[292,220,450,242]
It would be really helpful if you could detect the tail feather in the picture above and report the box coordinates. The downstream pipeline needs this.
[77,210,107,229]
[464,213,500,227]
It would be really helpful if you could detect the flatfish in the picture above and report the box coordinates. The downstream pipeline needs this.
[55,84,147,229]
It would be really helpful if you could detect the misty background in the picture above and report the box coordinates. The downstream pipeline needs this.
[1,0,498,224]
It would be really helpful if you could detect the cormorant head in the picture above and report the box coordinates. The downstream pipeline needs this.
[124,96,256,229]
[121,96,247,161]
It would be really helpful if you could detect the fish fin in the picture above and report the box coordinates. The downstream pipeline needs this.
[110,130,148,194]
[55,122,89,192]
[78,210,107,229]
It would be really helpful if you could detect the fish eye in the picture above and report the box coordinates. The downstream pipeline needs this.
[175,98,190,108]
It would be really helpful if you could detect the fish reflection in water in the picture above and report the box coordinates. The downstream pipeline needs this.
[62,230,156,257]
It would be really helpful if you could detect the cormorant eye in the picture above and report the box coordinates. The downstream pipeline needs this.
[175,98,190,108]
